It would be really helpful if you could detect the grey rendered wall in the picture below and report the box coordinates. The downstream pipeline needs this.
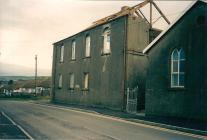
[146,2,207,121]
[126,16,150,110]
[52,17,127,110]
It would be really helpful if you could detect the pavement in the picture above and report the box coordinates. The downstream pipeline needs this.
[0,100,206,140]
[48,101,207,133]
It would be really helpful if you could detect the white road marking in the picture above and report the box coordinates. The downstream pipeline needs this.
[2,111,34,140]
[30,102,207,140]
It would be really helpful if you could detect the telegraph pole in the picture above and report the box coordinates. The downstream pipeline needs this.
[35,55,37,96]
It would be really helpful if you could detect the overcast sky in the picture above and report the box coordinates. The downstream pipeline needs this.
[0,0,192,72]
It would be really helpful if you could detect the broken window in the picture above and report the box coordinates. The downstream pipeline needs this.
[69,73,75,89]
[103,28,111,54]
[83,73,89,90]
[72,41,76,60]
[60,45,64,62]
[85,35,91,57]
[58,74,63,89]
[171,48,185,88]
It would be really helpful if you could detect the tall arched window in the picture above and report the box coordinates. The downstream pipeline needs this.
[103,28,111,54]
[171,48,185,88]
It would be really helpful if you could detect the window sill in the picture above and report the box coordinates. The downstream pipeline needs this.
[83,56,91,59]
[68,88,74,90]
[101,53,111,56]
[70,59,76,62]
[82,88,89,91]
[168,87,186,91]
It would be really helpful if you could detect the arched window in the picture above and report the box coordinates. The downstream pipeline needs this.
[171,48,185,88]
[58,74,62,89]
[85,35,91,57]
[103,28,111,54]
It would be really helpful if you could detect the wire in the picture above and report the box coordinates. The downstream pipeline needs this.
[152,10,184,24]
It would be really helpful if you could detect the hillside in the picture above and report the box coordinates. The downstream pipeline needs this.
[0,63,51,76]
[2,77,51,90]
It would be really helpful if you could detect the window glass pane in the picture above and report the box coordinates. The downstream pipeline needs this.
[171,74,178,87]
[107,34,110,42]
[180,49,185,60]
[179,73,185,87]
[179,60,185,73]
[173,61,178,72]
[103,29,111,54]
[172,49,179,60]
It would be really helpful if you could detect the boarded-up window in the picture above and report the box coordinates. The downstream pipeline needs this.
[60,45,64,62]
[171,48,185,88]
[72,41,76,60]
[84,73,89,89]
[85,35,91,57]
[58,74,62,88]
[103,28,111,54]
[69,73,74,89]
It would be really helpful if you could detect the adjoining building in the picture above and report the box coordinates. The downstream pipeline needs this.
[51,1,162,111]
[143,0,207,121]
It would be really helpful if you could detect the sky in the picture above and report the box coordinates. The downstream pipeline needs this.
[0,0,193,73]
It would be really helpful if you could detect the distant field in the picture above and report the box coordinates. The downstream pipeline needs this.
[0,76,50,81]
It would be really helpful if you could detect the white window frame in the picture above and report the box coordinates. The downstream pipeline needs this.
[103,28,111,54]
[171,48,185,88]
[84,73,89,90]
[69,73,75,89]
[71,41,76,60]
[85,35,91,57]
[58,74,63,88]
[60,45,64,62]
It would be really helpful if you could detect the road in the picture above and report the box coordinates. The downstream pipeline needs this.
[0,100,205,140]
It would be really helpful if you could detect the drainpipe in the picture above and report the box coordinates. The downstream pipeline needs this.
[123,16,128,111]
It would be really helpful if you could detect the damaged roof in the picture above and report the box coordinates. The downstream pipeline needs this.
[53,0,150,44]
[143,0,207,54]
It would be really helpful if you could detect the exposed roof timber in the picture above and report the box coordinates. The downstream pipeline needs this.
[131,0,150,10]
[138,9,150,24]
[91,0,170,29]
[143,0,203,54]
[135,10,142,17]
[91,0,150,28]
[151,1,171,25]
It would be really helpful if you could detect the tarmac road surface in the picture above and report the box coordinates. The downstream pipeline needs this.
[0,100,206,140]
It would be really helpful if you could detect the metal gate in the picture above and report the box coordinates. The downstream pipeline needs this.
[126,86,138,113]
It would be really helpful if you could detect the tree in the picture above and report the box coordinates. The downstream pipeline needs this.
[8,80,14,85]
